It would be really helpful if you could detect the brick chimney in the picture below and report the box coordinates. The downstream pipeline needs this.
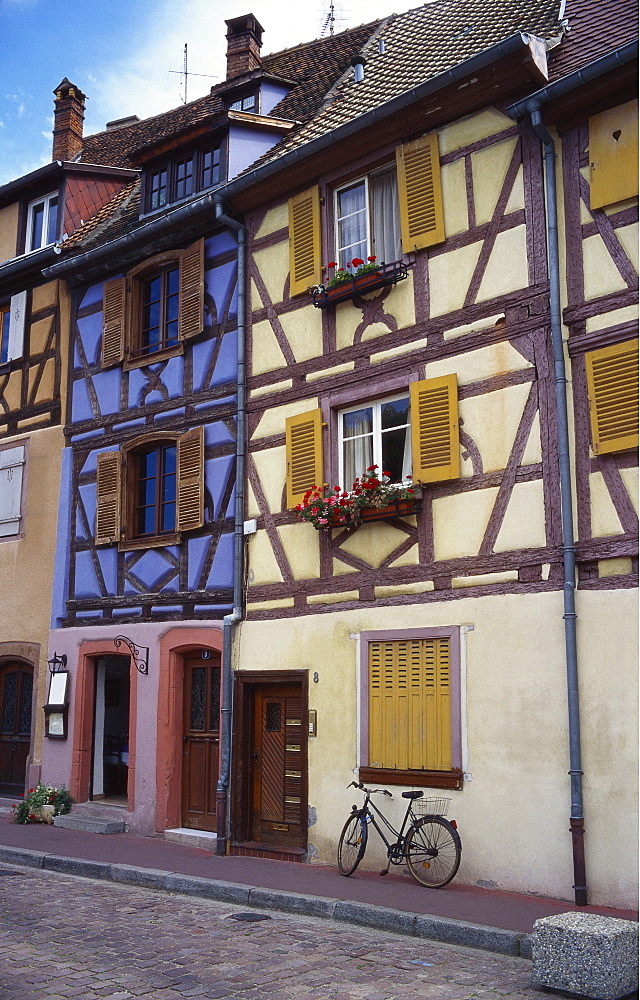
[225,14,264,80]
[52,78,86,162]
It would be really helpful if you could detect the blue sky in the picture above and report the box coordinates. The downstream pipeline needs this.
[0,0,422,186]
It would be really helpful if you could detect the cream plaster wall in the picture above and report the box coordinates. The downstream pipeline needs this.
[438,107,514,155]
[0,202,18,263]
[253,241,290,306]
[237,587,638,908]
[472,137,518,225]
[424,339,532,386]
[255,202,289,239]
[0,426,65,768]
[477,226,528,301]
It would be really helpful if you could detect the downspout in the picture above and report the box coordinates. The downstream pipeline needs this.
[530,107,587,906]
[213,193,246,856]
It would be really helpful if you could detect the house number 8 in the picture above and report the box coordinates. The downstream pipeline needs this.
[313,672,319,683]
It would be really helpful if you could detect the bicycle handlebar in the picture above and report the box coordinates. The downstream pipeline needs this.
[347,780,392,797]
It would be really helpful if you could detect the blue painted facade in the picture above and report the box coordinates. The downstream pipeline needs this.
[52,231,239,629]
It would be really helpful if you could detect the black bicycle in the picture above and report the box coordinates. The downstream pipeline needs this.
[337,781,461,888]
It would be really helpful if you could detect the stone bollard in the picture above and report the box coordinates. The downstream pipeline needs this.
[531,911,638,1000]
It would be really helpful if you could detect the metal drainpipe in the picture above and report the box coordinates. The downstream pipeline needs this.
[530,107,587,906]
[213,193,246,857]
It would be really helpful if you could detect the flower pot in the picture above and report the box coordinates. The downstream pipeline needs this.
[34,804,55,824]
[359,498,421,522]
[312,260,409,309]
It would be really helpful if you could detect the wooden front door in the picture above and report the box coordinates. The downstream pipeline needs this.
[0,662,33,797]
[251,683,306,848]
[182,655,220,831]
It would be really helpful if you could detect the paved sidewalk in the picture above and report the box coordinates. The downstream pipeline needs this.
[0,814,636,959]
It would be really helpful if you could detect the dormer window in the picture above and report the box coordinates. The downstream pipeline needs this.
[26,192,59,251]
[228,92,257,113]
[144,144,222,213]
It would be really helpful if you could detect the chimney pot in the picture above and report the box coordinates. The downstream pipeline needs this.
[225,13,264,80]
[52,78,87,162]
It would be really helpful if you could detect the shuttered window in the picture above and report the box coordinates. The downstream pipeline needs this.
[589,100,639,210]
[95,428,204,547]
[288,187,322,297]
[369,638,452,772]
[585,339,639,455]
[410,374,459,483]
[285,409,324,509]
[101,239,204,369]
[396,132,445,252]
[0,444,26,539]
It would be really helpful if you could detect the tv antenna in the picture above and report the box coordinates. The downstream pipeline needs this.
[319,1,347,36]
[169,44,217,105]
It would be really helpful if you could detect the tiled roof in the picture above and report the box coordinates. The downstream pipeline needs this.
[255,0,564,166]
[61,180,140,250]
[78,20,381,170]
[548,0,638,80]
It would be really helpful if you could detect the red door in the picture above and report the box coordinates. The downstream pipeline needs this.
[182,656,220,831]
[251,683,306,849]
[0,662,33,797]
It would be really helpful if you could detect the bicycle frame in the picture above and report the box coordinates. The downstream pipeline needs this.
[354,786,418,863]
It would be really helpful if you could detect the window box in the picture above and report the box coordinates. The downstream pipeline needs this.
[311,260,408,309]
[359,497,421,523]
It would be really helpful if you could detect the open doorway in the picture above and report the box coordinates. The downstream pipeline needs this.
[92,656,130,803]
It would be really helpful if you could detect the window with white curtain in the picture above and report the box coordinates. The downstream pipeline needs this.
[334,166,401,269]
[339,394,411,490]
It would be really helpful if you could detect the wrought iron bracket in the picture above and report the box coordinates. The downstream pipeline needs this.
[114,635,149,674]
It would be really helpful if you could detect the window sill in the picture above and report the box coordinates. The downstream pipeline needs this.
[119,532,180,551]
[124,342,184,370]
[359,767,463,790]
[311,260,409,309]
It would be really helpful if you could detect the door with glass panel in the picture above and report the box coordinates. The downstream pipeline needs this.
[0,661,33,797]
[182,655,221,831]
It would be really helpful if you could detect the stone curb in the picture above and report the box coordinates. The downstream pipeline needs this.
[0,846,531,958]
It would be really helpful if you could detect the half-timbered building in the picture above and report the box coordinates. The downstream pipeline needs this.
[37,16,382,840]
[0,80,136,801]
[216,0,638,906]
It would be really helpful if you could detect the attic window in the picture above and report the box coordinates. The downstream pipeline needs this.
[143,143,222,213]
[228,92,258,113]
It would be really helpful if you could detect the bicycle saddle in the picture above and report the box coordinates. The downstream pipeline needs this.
[401,790,423,799]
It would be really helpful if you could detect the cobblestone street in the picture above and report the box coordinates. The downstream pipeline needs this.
[0,865,564,1000]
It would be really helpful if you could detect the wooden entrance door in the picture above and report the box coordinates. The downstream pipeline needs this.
[182,655,220,831]
[251,683,306,848]
[0,662,33,797]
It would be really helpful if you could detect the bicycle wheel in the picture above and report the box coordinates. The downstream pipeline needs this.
[337,812,368,876]
[405,817,461,888]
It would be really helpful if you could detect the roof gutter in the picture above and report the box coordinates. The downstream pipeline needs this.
[42,189,223,279]
[503,43,640,910]
[506,39,638,119]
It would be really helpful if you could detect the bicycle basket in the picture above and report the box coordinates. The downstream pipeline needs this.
[412,796,450,817]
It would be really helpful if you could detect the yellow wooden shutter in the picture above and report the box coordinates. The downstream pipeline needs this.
[410,374,459,483]
[285,408,324,509]
[95,450,122,545]
[179,238,205,341]
[586,339,639,455]
[396,133,445,252]
[288,186,321,297]
[369,638,451,772]
[176,426,204,531]
[102,277,126,367]
[589,100,639,210]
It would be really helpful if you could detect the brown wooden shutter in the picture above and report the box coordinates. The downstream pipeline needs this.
[589,100,639,210]
[288,186,322,297]
[586,339,639,455]
[179,238,205,341]
[396,133,445,252]
[95,450,122,545]
[410,374,460,483]
[102,277,126,367]
[285,408,324,509]
[176,425,204,531]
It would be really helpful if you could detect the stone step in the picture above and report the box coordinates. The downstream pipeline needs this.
[54,814,125,835]
[164,827,218,851]
[70,801,127,820]
[0,798,15,817]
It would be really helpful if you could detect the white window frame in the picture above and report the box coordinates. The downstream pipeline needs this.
[0,291,27,364]
[333,165,400,270]
[26,192,59,252]
[0,441,27,540]
[338,391,411,491]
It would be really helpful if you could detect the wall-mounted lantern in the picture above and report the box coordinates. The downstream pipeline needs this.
[47,652,67,674]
